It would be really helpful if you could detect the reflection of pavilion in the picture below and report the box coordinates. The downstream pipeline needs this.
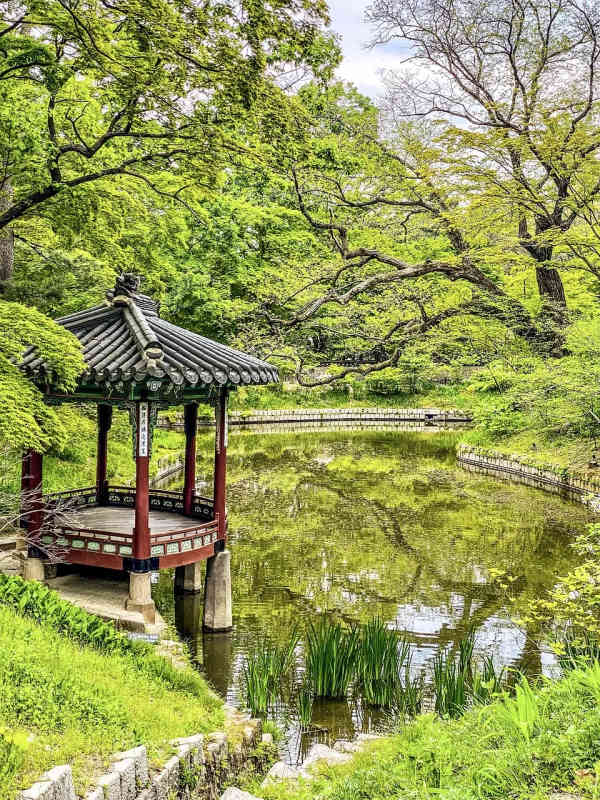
[19,273,278,627]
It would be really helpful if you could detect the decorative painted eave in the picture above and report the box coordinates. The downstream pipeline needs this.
[21,273,279,397]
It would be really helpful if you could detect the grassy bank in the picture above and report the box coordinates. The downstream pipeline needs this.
[0,579,223,799]
[252,665,600,800]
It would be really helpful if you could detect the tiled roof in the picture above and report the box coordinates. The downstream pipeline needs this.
[21,274,279,392]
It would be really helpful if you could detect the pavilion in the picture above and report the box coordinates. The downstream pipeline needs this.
[19,273,278,628]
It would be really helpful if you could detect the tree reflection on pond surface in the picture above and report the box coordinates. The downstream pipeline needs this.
[153,430,590,763]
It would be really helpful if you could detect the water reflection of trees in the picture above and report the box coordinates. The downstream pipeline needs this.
[173,431,589,674]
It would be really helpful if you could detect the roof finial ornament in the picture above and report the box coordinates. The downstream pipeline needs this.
[115,273,141,297]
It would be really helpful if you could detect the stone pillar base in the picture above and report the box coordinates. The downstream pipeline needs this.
[23,557,45,582]
[175,561,203,593]
[126,572,156,623]
[203,550,232,632]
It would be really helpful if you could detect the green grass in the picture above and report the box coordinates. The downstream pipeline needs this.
[0,576,211,699]
[0,604,223,800]
[252,666,600,800]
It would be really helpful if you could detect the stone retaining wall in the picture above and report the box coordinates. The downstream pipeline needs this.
[159,407,472,430]
[457,444,600,512]
[20,712,273,800]
[150,408,471,487]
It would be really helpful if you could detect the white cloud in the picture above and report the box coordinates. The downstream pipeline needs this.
[327,0,406,99]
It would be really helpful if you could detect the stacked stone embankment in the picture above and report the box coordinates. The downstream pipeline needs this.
[458,444,600,512]
[221,735,380,800]
[159,407,472,432]
[20,712,273,800]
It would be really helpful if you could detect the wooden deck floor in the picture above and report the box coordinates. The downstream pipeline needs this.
[71,506,197,534]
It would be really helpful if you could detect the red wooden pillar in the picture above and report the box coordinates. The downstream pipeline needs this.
[132,401,151,563]
[213,388,228,539]
[96,404,113,505]
[22,449,43,553]
[183,402,198,516]
[20,451,31,531]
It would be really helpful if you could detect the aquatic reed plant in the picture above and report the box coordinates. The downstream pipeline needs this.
[356,617,410,708]
[433,647,470,718]
[433,631,475,718]
[241,651,271,716]
[305,618,360,699]
[242,631,299,716]
[394,664,424,717]
[471,655,505,705]
[434,632,507,717]
[295,677,314,729]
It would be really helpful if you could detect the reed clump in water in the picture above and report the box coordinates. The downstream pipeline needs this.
[241,631,298,717]
[356,617,410,708]
[433,632,505,717]
[242,620,506,723]
[295,676,314,729]
[305,618,360,699]
[394,666,424,716]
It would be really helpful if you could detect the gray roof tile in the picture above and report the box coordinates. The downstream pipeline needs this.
[21,274,279,392]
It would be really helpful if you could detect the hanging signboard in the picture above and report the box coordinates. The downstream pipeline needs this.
[138,402,149,457]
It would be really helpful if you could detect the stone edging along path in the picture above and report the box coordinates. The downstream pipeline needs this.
[457,444,600,512]
[19,710,273,800]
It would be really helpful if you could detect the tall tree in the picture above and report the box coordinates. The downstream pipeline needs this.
[367,0,600,315]
[260,82,550,383]
[0,0,337,281]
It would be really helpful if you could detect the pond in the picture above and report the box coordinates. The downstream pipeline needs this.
[152,429,591,763]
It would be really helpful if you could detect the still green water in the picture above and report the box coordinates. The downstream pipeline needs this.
[153,429,590,762]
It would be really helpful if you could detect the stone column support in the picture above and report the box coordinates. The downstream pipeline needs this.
[126,571,156,623]
[96,404,113,505]
[203,549,232,631]
[175,561,203,593]
[183,402,198,516]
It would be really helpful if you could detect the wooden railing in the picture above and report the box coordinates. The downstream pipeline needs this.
[39,517,221,562]
[43,486,214,519]
[39,486,219,566]
[150,518,219,558]
[38,525,135,559]
[43,487,97,508]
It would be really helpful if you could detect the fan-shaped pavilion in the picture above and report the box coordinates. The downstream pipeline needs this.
[20,274,278,628]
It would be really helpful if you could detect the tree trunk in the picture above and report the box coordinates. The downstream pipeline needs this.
[0,179,14,283]
[535,265,566,307]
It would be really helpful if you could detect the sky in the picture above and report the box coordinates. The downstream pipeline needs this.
[327,0,403,99]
